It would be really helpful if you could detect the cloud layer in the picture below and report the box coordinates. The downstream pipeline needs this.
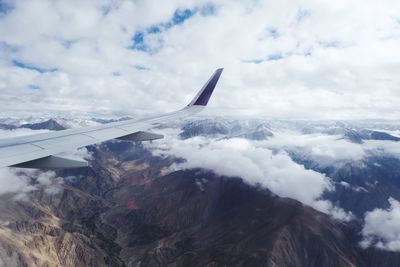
[146,129,353,221]
[146,124,400,228]
[1,0,400,118]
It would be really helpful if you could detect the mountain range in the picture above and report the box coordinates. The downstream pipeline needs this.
[1,117,400,266]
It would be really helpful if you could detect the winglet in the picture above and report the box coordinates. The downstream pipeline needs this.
[188,68,223,106]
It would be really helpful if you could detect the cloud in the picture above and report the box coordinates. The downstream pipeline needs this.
[143,123,400,223]
[262,131,366,166]
[12,59,58,73]
[0,168,62,198]
[0,0,400,118]
[363,140,400,158]
[259,130,400,168]
[146,130,352,221]
[361,198,400,251]
[0,168,36,196]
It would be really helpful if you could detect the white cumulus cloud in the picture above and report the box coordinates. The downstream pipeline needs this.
[0,168,62,198]
[262,131,365,166]
[0,0,400,119]
[146,131,352,221]
[361,198,400,251]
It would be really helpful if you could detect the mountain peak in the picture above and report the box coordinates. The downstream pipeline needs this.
[20,119,66,131]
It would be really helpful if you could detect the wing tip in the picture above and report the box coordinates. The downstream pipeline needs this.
[188,68,223,107]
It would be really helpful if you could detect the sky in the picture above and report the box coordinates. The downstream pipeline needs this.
[1,0,400,119]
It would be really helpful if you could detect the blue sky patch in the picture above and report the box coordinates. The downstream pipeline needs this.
[320,41,339,48]
[243,59,264,64]
[243,54,285,63]
[155,8,195,30]
[28,84,40,90]
[296,9,310,22]
[268,54,283,61]
[148,25,161,34]
[269,28,279,39]
[0,41,18,53]
[200,3,216,16]
[304,50,312,56]
[0,1,13,15]
[129,4,216,53]
[131,32,147,51]
[60,39,75,49]
[13,60,58,73]
[99,4,112,15]
[99,1,120,16]
[172,9,193,25]
[134,65,150,71]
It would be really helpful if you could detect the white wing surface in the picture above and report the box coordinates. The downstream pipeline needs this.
[0,68,223,168]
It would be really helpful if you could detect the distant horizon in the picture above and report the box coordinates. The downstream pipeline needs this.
[2,113,400,125]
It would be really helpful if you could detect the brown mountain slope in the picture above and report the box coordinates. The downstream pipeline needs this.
[101,170,360,267]
[0,142,399,266]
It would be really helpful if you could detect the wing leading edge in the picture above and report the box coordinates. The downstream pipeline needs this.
[0,68,223,169]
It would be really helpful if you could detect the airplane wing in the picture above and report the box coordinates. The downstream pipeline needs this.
[0,68,223,169]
